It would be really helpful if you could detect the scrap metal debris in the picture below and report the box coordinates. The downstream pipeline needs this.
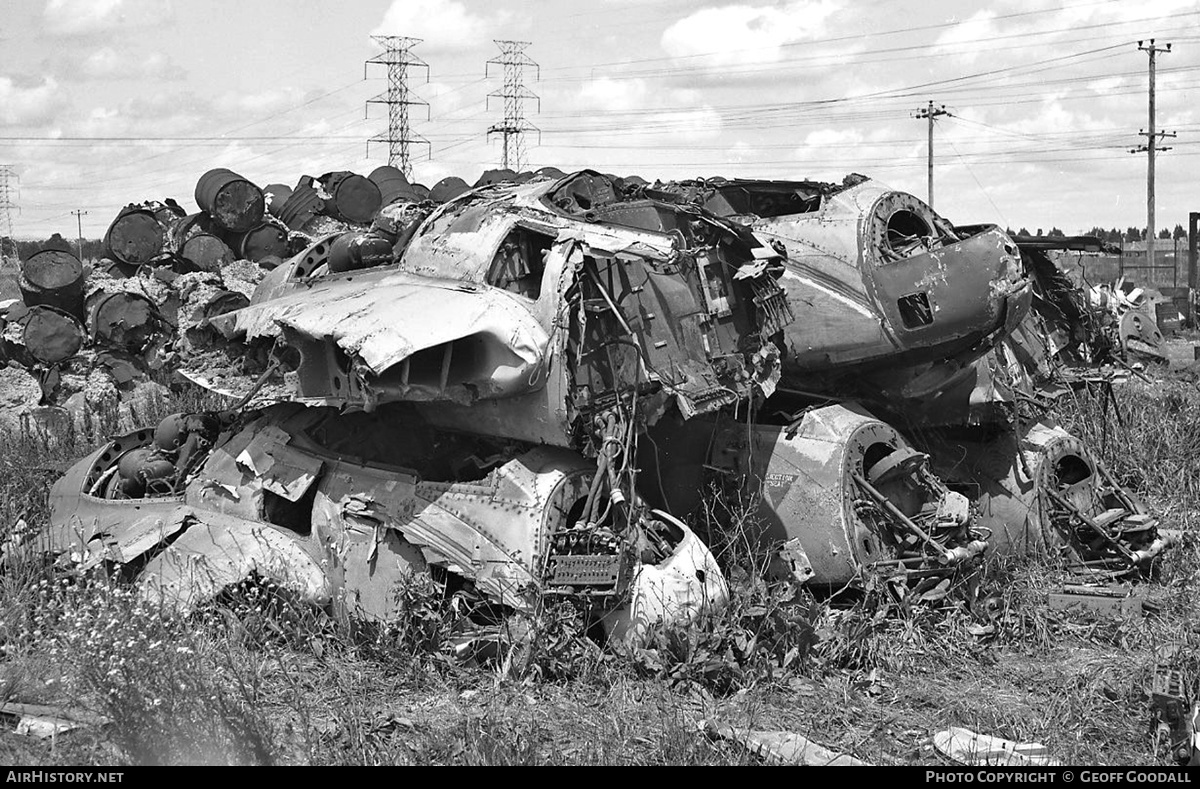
[932,727,1060,767]
[21,164,1176,644]
[702,720,870,766]
[1047,583,1152,616]
[0,701,110,740]
[1150,662,1200,766]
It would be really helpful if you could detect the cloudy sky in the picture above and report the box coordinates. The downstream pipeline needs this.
[2,0,1197,239]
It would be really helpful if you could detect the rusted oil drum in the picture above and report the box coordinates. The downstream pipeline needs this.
[474,168,517,188]
[142,251,195,275]
[167,212,217,253]
[105,206,166,266]
[202,290,250,321]
[180,233,234,272]
[369,165,415,205]
[88,292,158,352]
[23,305,85,364]
[277,178,323,231]
[150,201,187,226]
[236,218,289,262]
[429,176,469,204]
[327,231,395,273]
[20,249,86,321]
[194,168,265,233]
[95,257,138,279]
[262,183,293,218]
[321,172,382,224]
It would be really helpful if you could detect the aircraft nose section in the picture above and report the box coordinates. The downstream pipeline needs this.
[869,225,1030,351]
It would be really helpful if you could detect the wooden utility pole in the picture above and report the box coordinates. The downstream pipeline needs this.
[1131,40,1174,269]
[71,209,87,262]
[914,101,947,209]
[1189,211,1198,328]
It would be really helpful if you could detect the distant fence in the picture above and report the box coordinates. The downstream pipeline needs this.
[1055,251,1184,290]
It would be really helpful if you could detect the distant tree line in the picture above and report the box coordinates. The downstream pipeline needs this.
[12,234,104,262]
[1002,225,1190,244]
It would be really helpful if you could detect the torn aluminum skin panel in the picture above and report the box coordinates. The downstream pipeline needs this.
[693,178,1030,406]
[708,402,987,587]
[46,439,330,613]
[138,513,330,613]
[1005,236,1164,369]
[704,722,871,766]
[212,270,550,404]
[662,178,844,222]
[920,419,1175,576]
[45,403,728,632]
[307,443,596,615]
[1007,238,1116,368]
[599,511,729,643]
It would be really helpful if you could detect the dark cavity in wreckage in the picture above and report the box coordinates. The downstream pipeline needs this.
[43,169,1176,642]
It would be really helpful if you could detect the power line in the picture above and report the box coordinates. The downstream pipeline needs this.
[366,36,430,178]
[430,0,1157,80]
[487,40,540,171]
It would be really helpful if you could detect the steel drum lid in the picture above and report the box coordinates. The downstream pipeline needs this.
[180,233,234,272]
[23,249,83,289]
[106,209,164,265]
[329,174,382,223]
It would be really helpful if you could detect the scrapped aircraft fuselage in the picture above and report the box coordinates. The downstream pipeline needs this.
[42,170,1170,634]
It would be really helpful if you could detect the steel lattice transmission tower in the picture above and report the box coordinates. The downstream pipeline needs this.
[365,36,430,179]
[487,40,540,171]
[0,165,19,269]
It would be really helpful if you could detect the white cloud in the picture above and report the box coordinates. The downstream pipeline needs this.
[0,77,65,125]
[661,0,840,68]
[214,87,306,117]
[725,140,758,165]
[424,80,473,116]
[655,106,724,143]
[80,47,181,80]
[1100,0,1195,25]
[578,78,648,113]
[372,0,498,52]
[43,0,173,36]
[803,128,864,148]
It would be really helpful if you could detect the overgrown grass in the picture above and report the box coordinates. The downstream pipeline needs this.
[2,372,1199,765]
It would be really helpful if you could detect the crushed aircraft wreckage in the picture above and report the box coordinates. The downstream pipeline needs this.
[33,166,1176,642]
